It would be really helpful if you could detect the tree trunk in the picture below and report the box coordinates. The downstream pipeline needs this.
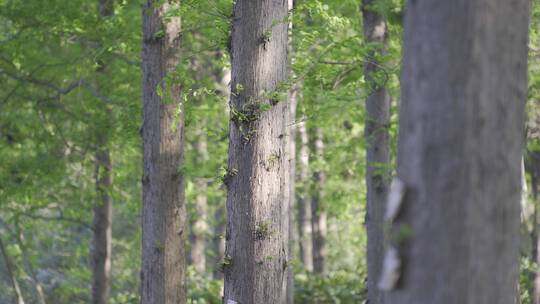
[0,235,25,304]
[285,82,297,304]
[14,225,46,304]
[223,0,289,303]
[297,121,313,272]
[311,128,327,275]
[92,1,113,303]
[141,1,186,303]
[285,1,296,302]
[385,1,530,303]
[212,204,226,280]
[191,131,209,274]
[361,1,391,303]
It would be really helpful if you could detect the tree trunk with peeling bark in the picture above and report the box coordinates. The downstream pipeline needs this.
[311,127,327,275]
[141,1,186,303]
[386,1,530,303]
[361,1,391,303]
[223,0,289,303]
[92,1,113,303]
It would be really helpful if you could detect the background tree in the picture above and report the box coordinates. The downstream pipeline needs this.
[361,0,391,303]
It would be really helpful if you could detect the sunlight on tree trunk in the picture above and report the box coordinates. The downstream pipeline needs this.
[141,1,186,303]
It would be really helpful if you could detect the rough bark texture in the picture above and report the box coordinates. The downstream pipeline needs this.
[191,132,209,274]
[0,235,25,304]
[361,1,391,303]
[141,1,186,303]
[297,122,313,272]
[386,1,530,303]
[311,128,327,275]
[92,1,113,303]
[223,0,289,303]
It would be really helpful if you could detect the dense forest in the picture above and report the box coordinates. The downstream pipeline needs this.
[0,0,539,303]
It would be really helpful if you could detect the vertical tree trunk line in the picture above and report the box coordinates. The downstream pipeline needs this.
[141,1,186,303]
[212,203,226,280]
[297,121,313,272]
[285,85,297,304]
[14,225,46,304]
[223,0,290,302]
[286,1,296,302]
[386,1,530,303]
[92,1,114,303]
[311,127,327,275]
[191,130,209,274]
[0,235,25,304]
[361,0,391,303]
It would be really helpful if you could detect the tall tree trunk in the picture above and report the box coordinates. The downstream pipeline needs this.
[285,83,297,304]
[141,1,186,303]
[0,235,25,304]
[191,131,209,274]
[385,1,530,303]
[285,1,296,302]
[223,0,289,303]
[361,1,391,303]
[297,121,313,272]
[311,128,327,275]
[92,1,113,304]
[212,204,226,280]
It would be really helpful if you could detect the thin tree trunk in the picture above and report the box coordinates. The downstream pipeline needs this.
[311,128,327,275]
[141,1,186,303]
[191,131,209,274]
[286,1,296,302]
[297,121,313,272]
[386,1,530,303]
[223,0,289,302]
[92,2,114,304]
[14,225,46,304]
[212,204,226,280]
[361,1,391,303]
[285,83,297,304]
[0,235,25,304]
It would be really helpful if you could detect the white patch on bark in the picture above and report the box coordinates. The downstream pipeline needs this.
[378,246,401,291]
[384,178,406,222]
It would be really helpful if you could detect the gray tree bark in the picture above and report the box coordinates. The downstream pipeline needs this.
[311,128,327,275]
[385,1,530,303]
[285,1,296,302]
[223,0,290,303]
[297,121,313,272]
[141,1,186,303]
[191,131,209,274]
[361,1,391,303]
[92,1,113,303]
[285,84,297,304]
